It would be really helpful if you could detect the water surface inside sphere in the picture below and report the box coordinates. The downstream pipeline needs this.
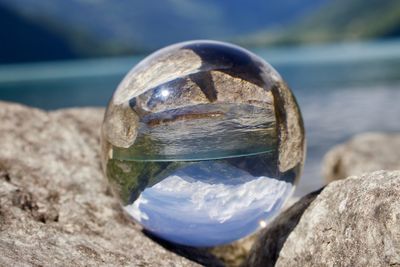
[101,40,305,247]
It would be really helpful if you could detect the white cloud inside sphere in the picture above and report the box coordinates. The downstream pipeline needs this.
[124,161,292,246]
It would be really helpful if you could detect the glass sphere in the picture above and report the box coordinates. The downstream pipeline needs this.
[101,40,305,247]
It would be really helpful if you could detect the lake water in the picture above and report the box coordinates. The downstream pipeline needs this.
[1,39,400,196]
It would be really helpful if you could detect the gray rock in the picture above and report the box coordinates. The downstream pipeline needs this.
[323,133,400,183]
[207,197,300,267]
[114,48,203,105]
[209,232,258,267]
[271,81,305,175]
[247,170,400,267]
[0,101,214,266]
[245,190,321,267]
[102,102,139,148]
[210,70,274,109]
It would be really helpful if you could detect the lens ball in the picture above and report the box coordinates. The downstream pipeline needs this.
[101,40,305,247]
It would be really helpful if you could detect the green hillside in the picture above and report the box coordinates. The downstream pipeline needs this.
[1,0,399,63]
[0,4,77,63]
[240,0,400,46]
[0,3,142,64]
[0,0,327,48]
[0,0,327,63]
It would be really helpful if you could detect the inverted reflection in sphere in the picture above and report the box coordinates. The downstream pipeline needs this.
[101,40,305,247]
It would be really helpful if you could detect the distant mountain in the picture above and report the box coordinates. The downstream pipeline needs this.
[0,4,77,63]
[0,0,328,63]
[3,0,399,64]
[0,0,328,47]
[0,2,144,64]
[241,0,400,46]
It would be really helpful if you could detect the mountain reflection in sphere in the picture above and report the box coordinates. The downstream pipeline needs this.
[101,40,305,247]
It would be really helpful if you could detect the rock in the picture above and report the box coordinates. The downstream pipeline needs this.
[102,102,139,148]
[209,233,257,267]
[207,197,300,267]
[323,133,400,183]
[114,48,203,105]
[247,170,400,267]
[271,80,305,176]
[245,190,321,267]
[0,101,219,266]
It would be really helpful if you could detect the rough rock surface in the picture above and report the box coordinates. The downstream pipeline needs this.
[245,190,321,267]
[247,170,400,267]
[209,233,257,267]
[271,81,305,175]
[205,197,299,267]
[0,101,211,266]
[323,133,400,183]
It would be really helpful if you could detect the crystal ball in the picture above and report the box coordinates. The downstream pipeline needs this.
[101,40,305,247]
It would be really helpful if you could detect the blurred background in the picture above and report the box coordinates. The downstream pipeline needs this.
[1,0,400,196]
